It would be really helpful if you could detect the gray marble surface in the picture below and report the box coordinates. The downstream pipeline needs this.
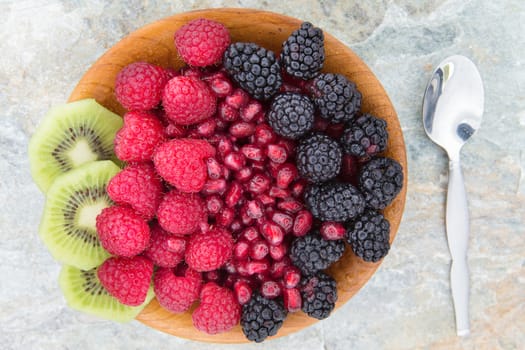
[1,0,524,349]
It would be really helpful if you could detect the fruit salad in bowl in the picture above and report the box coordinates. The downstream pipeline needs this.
[29,9,407,343]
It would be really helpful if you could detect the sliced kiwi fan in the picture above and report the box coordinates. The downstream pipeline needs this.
[29,99,123,193]
[39,160,120,270]
[59,265,155,322]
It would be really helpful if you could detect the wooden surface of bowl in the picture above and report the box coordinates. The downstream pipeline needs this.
[68,8,407,344]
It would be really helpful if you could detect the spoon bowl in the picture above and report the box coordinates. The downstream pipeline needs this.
[422,55,484,336]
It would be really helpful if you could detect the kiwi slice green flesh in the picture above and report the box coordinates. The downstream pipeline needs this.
[39,160,120,270]
[59,264,154,322]
[29,98,123,193]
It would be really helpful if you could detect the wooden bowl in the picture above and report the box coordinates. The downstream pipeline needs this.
[68,8,407,343]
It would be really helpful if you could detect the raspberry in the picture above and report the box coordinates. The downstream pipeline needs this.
[96,205,150,257]
[143,224,186,268]
[156,190,206,235]
[192,282,241,334]
[162,76,217,125]
[153,138,215,192]
[114,111,166,162]
[175,18,231,67]
[97,255,153,306]
[107,163,162,220]
[154,267,202,313]
[115,62,168,111]
[185,228,233,272]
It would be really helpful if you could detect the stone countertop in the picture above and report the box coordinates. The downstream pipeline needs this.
[1,1,523,349]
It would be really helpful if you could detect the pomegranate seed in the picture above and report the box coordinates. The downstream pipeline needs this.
[230,219,243,233]
[259,221,285,246]
[204,270,223,284]
[225,88,249,109]
[236,261,250,276]
[313,117,329,132]
[206,157,223,179]
[246,259,270,275]
[240,144,265,162]
[267,144,288,164]
[283,288,302,312]
[325,122,345,139]
[240,206,254,226]
[269,186,291,199]
[276,163,298,189]
[271,211,294,233]
[250,240,269,260]
[277,198,303,214]
[216,207,235,227]
[233,240,250,260]
[254,124,276,146]
[195,119,217,138]
[320,221,347,240]
[256,193,275,207]
[208,77,233,97]
[180,66,202,78]
[164,124,187,138]
[278,139,296,158]
[201,178,227,195]
[225,181,244,208]
[199,221,211,233]
[280,82,303,93]
[205,195,223,215]
[223,152,246,171]
[222,166,232,180]
[240,227,259,242]
[235,167,253,182]
[186,129,201,139]
[216,136,233,157]
[224,261,237,275]
[244,199,264,219]
[283,266,301,289]
[269,242,288,261]
[251,160,266,172]
[248,173,271,195]
[215,118,228,132]
[219,101,239,122]
[240,101,263,122]
[270,256,291,278]
[291,179,308,198]
[267,161,281,178]
[234,280,252,305]
[165,236,186,254]
[229,121,255,138]
[261,280,282,299]
[339,154,359,185]
[293,210,313,237]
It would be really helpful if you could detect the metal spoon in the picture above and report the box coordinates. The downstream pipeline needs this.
[422,55,484,336]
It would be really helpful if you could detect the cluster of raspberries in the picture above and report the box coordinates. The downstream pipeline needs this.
[92,17,403,343]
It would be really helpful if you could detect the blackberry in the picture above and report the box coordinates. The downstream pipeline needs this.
[309,73,362,124]
[267,93,315,139]
[296,133,342,183]
[280,22,325,80]
[290,230,345,275]
[359,157,403,210]
[241,292,287,343]
[223,42,282,101]
[305,182,365,222]
[341,113,388,159]
[300,271,337,320]
[346,209,390,262]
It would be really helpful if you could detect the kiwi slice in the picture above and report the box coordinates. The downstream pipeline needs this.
[29,98,123,193]
[59,264,154,322]
[39,160,120,270]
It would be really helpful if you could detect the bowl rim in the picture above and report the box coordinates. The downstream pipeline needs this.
[68,7,408,344]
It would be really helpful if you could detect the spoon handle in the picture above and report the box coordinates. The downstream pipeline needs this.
[446,158,470,336]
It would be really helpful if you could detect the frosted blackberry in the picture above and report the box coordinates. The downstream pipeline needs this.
[223,42,282,101]
[296,133,342,183]
[341,113,388,159]
[241,292,287,343]
[359,157,403,210]
[290,230,345,275]
[305,182,365,222]
[267,93,315,139]
[280,22,325,80]
[300,272,337,320]
[346,209,390,262]
[309,73,361,124]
